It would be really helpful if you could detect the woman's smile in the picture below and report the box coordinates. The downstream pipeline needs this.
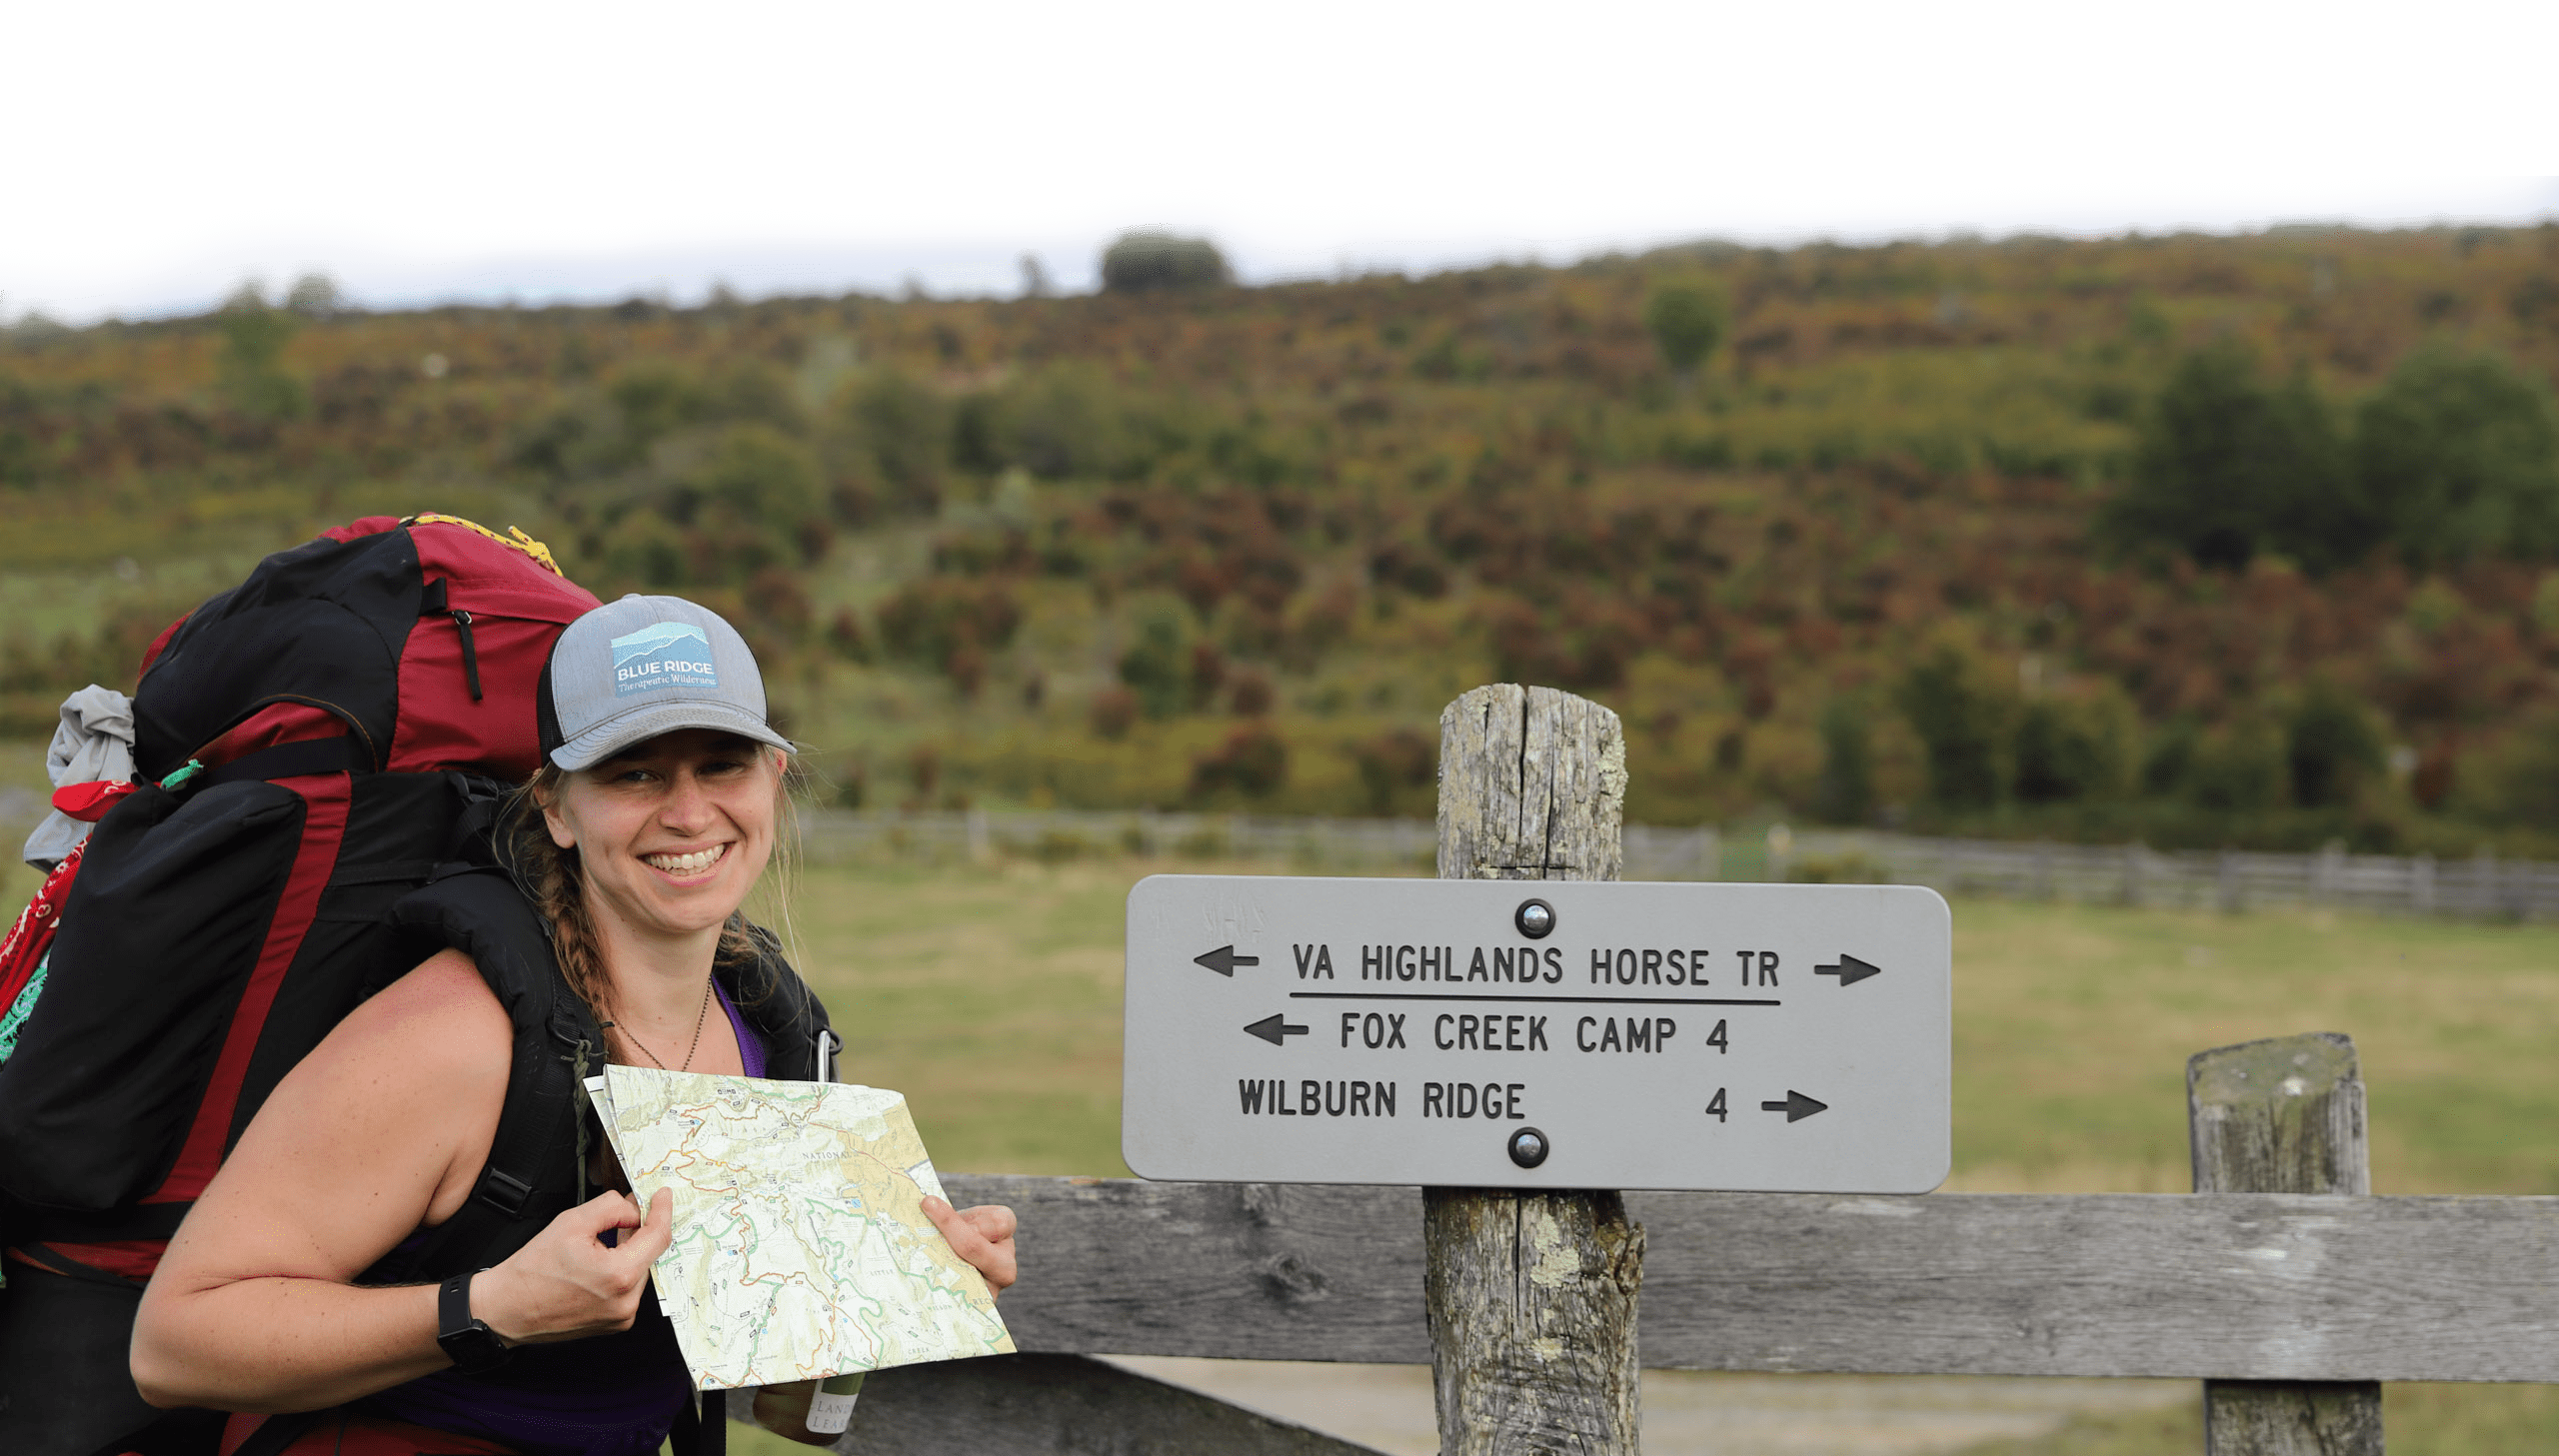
[641,842,730,880]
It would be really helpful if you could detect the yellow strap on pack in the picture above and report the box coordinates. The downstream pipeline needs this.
[401,514,566,577]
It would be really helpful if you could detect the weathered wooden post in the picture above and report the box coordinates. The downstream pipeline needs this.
[1429,685,1644,1455]
[2188,1032,2383,1456]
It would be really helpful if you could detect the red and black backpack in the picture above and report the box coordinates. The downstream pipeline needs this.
[0,516,600,1451]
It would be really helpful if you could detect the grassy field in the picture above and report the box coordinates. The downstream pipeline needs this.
[5,747,2556,1452]
[752,853,2559,1454]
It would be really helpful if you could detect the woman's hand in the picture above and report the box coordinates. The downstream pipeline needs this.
[473,1190,675,1344]
[922,1197,1017,1296]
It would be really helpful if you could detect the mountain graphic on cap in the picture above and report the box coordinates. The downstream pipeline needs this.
[609,620,712,667]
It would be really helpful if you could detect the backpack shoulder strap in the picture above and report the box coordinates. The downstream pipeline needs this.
[372,868,596,1284]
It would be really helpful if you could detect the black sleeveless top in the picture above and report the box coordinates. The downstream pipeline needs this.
[355,871,829,1455]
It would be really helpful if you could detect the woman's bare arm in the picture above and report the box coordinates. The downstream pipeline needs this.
[131,951,671,1412]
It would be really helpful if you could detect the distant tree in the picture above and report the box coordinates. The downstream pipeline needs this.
[1101,231,1230,294]
[2351,346,2559,567]
[1810,699,1874,823]
[2184,718,2287,810]
[1117,600,1215,719]
[1352,727,1436,814]
[5,310,72,345]
[2100,343,2354,571]
[875,580,1023,676]
[1894,645,2012,810]
[826,607,872,664]
[1644,282,1728,376]
[2512,276,2559,331]
[2453,709,2559,828]
[685,424,826,557]
[1019,253,1054,298]
[2140,718,2200,798]
[284,272,348,318]
[609,362,707,451]
[2284,680,2385,808]
[215,285,307,421]
[1190,723,1287,798]
[834,368,953,515]
[2012,693,2132,804]
[1090,686,1140,739]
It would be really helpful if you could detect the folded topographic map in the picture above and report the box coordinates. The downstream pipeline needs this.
[592,1066,1016,1391]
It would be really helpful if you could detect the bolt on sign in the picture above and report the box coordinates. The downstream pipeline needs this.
[1122,875,1950,1192]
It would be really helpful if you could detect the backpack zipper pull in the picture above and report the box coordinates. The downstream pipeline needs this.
[450,610,483,701]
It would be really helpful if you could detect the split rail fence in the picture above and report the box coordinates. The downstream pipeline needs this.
[797,808,2559,921]
[772,1027,2546,1456]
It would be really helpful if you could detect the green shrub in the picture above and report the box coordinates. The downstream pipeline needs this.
[1790,851,1890,884]
[685,424,825,542]
[2351,346,2559,566]
[1101,231,1230,293]
[2285,680,2384,808]
[1117,600,1215,719]
[832,368,951,515]
[1811,699,1875,822]
[1190,723,1287,798]
[216,293,306,422]
[2013,693,2133,804]
[2100,343,2352,571]
[1895,645,2014,810]
[1645,283,1728,375]
[1352,727,1436,814]
[958,365,1143,481]
[609,362,705,450]
[2186,719,2287,811]
[875,579,1022,672]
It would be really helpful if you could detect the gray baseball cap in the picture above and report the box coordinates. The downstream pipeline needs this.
[539,594,795,771]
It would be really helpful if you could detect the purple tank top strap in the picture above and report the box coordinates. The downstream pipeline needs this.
[714,976,767,1078]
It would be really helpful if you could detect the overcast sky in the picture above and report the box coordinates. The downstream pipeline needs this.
[5,177,2559,325]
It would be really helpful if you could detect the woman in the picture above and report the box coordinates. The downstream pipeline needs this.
[131,594,1018,1454]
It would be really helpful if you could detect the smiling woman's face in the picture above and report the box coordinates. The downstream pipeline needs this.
[540,728,781,943]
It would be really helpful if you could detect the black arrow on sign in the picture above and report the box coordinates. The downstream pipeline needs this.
[1244,1014,1309,1046]
[1760,1090,1829,1122]
[1196,944,1261,976]
[1815,953,1881,987]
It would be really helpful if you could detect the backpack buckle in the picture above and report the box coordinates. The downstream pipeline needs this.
[476,1167,535,1217]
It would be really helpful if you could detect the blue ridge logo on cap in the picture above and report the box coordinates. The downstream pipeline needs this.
[609,620,719,698]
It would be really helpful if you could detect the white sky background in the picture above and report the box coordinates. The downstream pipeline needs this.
[5,177,2559,325]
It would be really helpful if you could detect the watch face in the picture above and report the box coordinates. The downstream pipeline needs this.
[438,1321,511,1375]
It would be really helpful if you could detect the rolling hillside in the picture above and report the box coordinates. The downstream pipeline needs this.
[4,224,2557,850]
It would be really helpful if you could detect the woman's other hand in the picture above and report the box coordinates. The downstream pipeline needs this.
[922,1197,1017,1295]
[474,1189,675,1343]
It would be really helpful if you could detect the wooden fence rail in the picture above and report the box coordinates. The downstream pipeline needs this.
[936,1175,2559,1385]
[793,809,2559,921]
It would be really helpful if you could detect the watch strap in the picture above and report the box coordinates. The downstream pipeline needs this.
[436,1268,512,1374]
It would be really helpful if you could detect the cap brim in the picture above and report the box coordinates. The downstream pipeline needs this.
[550,700,795,771]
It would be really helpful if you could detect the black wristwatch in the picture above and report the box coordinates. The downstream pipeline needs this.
[436,1269,512,1374]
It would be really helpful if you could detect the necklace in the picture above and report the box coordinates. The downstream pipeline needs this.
[613,975,717,1072]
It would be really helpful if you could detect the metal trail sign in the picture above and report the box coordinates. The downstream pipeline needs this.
[1123,874,1950,1193]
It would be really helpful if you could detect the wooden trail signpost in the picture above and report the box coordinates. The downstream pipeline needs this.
[1428,684,1642,1454]
[1117,683,1949,1448]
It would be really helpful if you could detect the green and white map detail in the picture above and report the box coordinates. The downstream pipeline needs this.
[594,1066,1015,1391]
